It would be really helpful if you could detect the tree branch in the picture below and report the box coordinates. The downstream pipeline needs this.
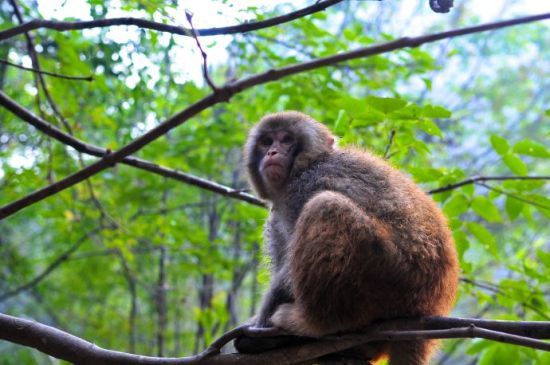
[8,0,115,223]
[1,12,549,219]
[476,182,550,210]
[1,313,549,365]
[185,10,217,91]
[2,88,548,210]
[0,0,345,42]
[0,59,93,81]
[0,90,265,208]
[428,175,550,194]
[383,129,396,159]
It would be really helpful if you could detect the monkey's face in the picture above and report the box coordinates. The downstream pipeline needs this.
[257,130,297,190]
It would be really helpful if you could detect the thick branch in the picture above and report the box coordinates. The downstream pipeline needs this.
[1,313,549,365]
[0,0,344,42]
[1,12,549,219]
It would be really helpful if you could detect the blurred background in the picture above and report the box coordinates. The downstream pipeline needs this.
[0,1,549,363]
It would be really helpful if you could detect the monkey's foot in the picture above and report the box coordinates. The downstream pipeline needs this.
[271,303,325,337]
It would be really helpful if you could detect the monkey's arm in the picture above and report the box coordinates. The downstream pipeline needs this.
[256,268,293,327]
[234,268,298,354]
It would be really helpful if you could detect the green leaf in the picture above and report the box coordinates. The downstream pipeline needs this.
[421,77,432,90]
[471,196,503,223]
[525,194,550,219]
[489,135,509,155]
[505,196,523,221]
[443,193,469,218]
[502,153,528,175]
[418,119,443,138]
[512,139,550,158]
[480,345,520,365]
[392,104,422,120]
[537,249,550,267]
[421,105,451,118]
[466,222,498,255]
[409,167,444,183]
[365,96,407,114]
[502,179,545,191]
[478,346,497,365]
[453,229,469,262]
[333,109,348,133]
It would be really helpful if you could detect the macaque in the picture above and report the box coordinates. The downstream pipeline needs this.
[237,111,459,364]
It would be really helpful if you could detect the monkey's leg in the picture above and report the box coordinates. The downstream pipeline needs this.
[256,268,293,327]
[388,340,437,365]
[272,190,397,337]
[234,269,296,353]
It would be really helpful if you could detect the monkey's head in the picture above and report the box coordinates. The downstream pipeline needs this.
[244,111,335,199]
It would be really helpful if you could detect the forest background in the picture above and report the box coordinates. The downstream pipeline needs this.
[0,0,549,364]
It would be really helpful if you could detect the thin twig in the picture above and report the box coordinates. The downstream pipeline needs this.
[383,129,396,159]
[0,59,93,81]
[1,12,549,219]
[428,175,550,194]
[461,277,550,320]
[185,10,217,91]
[0,0,345,41]
[476,182,550,210]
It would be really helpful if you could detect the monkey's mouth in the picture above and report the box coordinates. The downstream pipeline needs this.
[263,163,285,182]
[263,162,282,169]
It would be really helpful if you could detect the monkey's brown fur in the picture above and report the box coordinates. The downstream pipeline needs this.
[242,111,459,364]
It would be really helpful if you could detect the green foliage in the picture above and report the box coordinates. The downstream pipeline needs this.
[0,1,548,364]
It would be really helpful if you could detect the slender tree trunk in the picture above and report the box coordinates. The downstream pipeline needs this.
[155,246,167,357]
[118,252,137,353]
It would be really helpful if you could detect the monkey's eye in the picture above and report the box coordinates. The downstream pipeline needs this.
[281,135,294,144]
[260,137,273,147]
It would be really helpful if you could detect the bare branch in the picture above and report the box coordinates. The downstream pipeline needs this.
[428,175,550,194]
[476,182,550,210]
[1,314,549,365]
[0,90,265,208]
[185,10,217,91]
[383,129,396,159]
[1,12,549,219]
[8,0,115,222]
[0,59,93,81]
[2,87,548,210]
[0,0,345,42]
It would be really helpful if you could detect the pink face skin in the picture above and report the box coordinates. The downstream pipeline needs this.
[257,130,296,190]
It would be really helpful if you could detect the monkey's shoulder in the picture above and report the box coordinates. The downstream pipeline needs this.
[286,148,440,222]
[289,149,409,198]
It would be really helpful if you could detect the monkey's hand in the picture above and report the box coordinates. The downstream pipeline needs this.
[234,270,295,353]
[255,269,293,328]
[255,305,274,328]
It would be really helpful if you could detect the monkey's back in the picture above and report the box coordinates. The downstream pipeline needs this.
[283,148,459,324]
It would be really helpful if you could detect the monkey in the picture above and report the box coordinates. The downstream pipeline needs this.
[236,111,459,364]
